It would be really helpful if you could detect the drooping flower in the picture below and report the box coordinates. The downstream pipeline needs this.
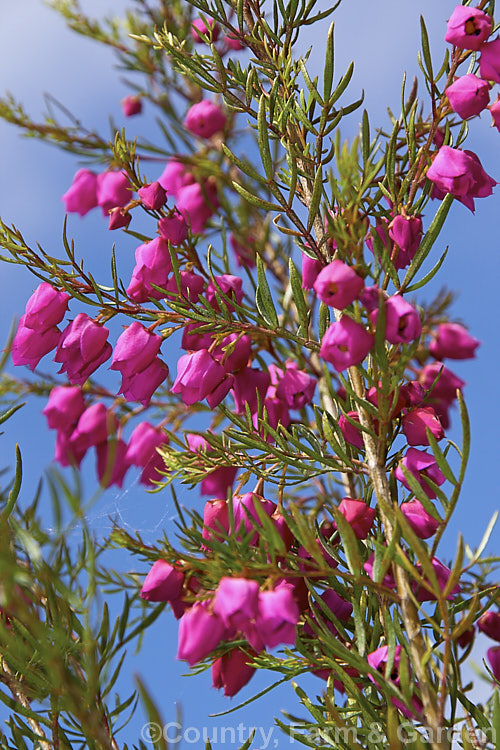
[96,439,129,488]
[372,295,422,345]
[96,171,132,215]
[62,169,98,216]
[446,74,490,119]
[337,498,376,539]
[191,17,220,42]
[126,238,173,302]
[158,212,188,245]
[172,350,233,408]
[111,322,162,377]
[487,646,500,681]
[429,323,480,360]
[121,95,142,116]
[42,386,85,430]
[394,448,446,499]
[185,100,227,138]
[445,6,492,51]
[426,146,496,212]
[176,180,219,233]
[212,648,256,697]
[388,215,423,269]
[413,557,460,602]
[400,499,440,539]
[54,313,112,385]
[138,182,167,210]
[23,282,70,330]
[480,37,500,83]
[244,582,299,650]
[213,578,260,630]
[478,611,500,642]
[140,560,185,616]
[125,422,167,486]
[177,601,226,666]
[319,316,374,371]
[402,406,444,446]
[69,403,117,454]
[11,316,61,371]
[313,259,364,309]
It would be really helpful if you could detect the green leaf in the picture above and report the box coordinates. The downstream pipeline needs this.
[403,247,448,293]
[425,430,458,486]
[3,444,22,519]
[257,94,273,179]
[255,255,278,327]
[323,22,335,103]
[400,194,454,289]
[288,258,310,334]
[232,181,280,211]
[420,16,433,81]
[0,402,25,427]
[330,506,361,575]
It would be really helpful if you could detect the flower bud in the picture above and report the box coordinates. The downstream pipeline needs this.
[185,100,226,138]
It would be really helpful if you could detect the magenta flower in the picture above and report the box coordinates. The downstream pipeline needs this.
[339,411,364,450]
[121,94,142,116]
[388,215,422,269]
[301,252,323,289]
[54,429,87,468]
[96,439,129,488]
[490,95,500,131]
[427,146,496,212]
[230,234,255,268]
[191,17,220,42]
[202,499,229,544]
[42,386,85,430]
[62,168,98,216]
[394,448,446,499]
[487,646,500,681]
[111,322,162,377]
[54,313,112,385]
[246,582,299,650]
[119,358,169,406]
[367,645,422,718]
[206,274,243,312]
[172,349,233,407]
[319,316,374,372]
[275,368,316,409]
[158,212,188,245]
[212,333,251,373]
[96,171,132,215]
[164,271,205,303]
[185,100,226,138]
[108,208,131,230]
[363,553,396,589]
[23,282,69,330]
[478,611,500,642]
[177,601,226,665]
[338,498,376,539]
[429,323,480,360]
[158,159,195,196]
[446,74,490,119]
[232,492,277,543]
[138,181,167,210]
[418,362,465,404]
[232,367,270,413]
[402,406,444,446]
[213,577,260,629]
[304,589,352,638]
[126,238,173,302]
[125,422,167,486]
[400,499,440,539]
[224,34,245,51]
[212,648,256,697]
[176,180,219,233]
[313,259,364,309]
[480,37,500,83]
[69,403,117,454]
[413,557,460,602]
[373,295,422,345]
[140,560,184,605]
[445,6,492,51]
[201,466,237,498]
[11,315,61,371]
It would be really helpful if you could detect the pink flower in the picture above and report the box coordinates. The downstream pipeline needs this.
[206,274,243,312]
[125,422,167,485]
[177,180,219,233]
[478,611,500,642]
[158,159,195,196]
[24,281,70,328]
[429,323,480,360]
[62,169,98,216]
[212,648,256,697]
[212,333,251,373]
[224,34,244,51]
[96,171,132,215]
[427,146,496,212]
[363,553,396,589]
[69,403,117,454]
[121,94,142,117]
[184,100,226,138]
[400,499,440,539]
[480,37,500,83]
[172,350,233,407]
[338,411,364,450]
[164,271,205,303]
[119,358,169,407]
[245,582,299,650]
[402,406,444,446]
[413,557,460,602]
[230,234,255,268]
[367,645,422,718]
[140,560,185,608]
[394,448,446,499]
[213,578,260,629]
[388,215,423,269]
[487,646,500,681]
[201,466,237,498]
[11,315,61,371]
[232,367,270,413]
[313,260,364,309]
[202,499,229,544]
[138,182,167,210]
[177,601,226,665]
[337,498,376,539]
[446,74,490,119]
[418,362,465,404]
[445,6,492,51]
[54,313,112,385]
[126,238,173,302]
[96,439,129,488]
[489,94,500,130]
[111,322,162,377]
[108,208,131,230]
[191,17,220,42]
[42,386,85,431]
[275,368,316,409]
[232,492,277,543]
[158,212,188,245]
[319,316,374,372]
[54,429,86,468]
[372,295,421,345]
[301,252,323,289]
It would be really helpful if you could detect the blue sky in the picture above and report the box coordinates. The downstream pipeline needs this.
[0,0,498,744]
